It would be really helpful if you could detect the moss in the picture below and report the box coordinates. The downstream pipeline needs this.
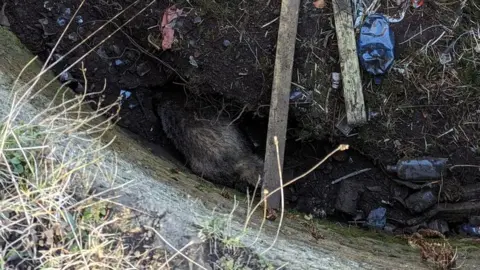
[286,209,417,258]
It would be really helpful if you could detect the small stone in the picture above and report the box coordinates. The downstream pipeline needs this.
[75,15,83,25]
[393,140,401,148]
[223,39,231,47]
[189,56,198,68]
[68,33,78,42]
[57,17,66,27]
[136,62,151,77]
[44,1,53,11]
[39,18,49,25]
[112,45,122,56]
[63,8,72,19]
[193,16,202,24]
[383,223,396,234]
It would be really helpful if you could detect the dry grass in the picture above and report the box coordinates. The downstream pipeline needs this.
[0,65,145,269]
[407,229,457,269]
[0,1,200,269]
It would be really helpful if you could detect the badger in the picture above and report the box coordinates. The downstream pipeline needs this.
[152,81,263,191]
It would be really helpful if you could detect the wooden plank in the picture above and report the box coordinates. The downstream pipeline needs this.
[262,0,301,213]
[332,0,367,125]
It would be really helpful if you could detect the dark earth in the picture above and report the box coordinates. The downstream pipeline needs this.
[4,0,480,239]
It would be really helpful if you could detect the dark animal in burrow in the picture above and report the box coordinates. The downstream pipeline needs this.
[152,82,263,190]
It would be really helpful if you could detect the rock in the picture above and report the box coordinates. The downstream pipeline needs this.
[193,16,202,24]
[223,39,231,47]
[383,223,396,234]
[136,62,151,77]
[68,33,78,42]
[405,189,437,214]
[428,219,449,234]
[335,180,363,216]
[403,222,428,234]
[111,44,122,56]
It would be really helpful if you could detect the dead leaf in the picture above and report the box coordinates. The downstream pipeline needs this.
[160,5,183,50]
[313,0,325,9]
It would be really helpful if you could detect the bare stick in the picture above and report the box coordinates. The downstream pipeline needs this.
[331,168,372,185]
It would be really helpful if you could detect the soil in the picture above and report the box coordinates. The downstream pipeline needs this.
[4,0,480,237]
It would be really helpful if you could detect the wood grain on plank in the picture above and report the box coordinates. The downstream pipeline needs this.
[332,0,366,125]
[262,0,301,211]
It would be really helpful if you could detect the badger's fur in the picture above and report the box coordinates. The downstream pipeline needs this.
[152,83,263,190]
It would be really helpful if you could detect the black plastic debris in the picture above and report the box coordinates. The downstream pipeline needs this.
[358,14,395,84]
[386,157,449,181]
[335,181,363,216]
[136,62,151,77]
[405,189,437,214]
[428,219,449,235]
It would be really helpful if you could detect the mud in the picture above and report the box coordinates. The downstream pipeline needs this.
[3,0,480,238]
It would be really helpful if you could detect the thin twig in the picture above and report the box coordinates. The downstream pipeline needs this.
[331,168,372,185]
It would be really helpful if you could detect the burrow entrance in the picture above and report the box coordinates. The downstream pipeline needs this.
[5,0,480,239]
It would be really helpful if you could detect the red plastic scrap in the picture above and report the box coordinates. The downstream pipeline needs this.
[160,5,183,50]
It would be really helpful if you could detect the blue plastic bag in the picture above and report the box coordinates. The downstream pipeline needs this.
[366,207,387,229]
[358,14,395,80]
